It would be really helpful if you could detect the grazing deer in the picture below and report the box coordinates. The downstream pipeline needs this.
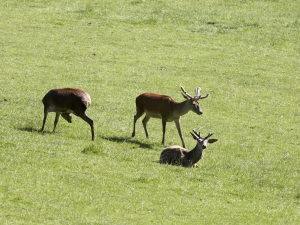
[132,86,209,148]
[159,130,217,167]
[41,88,94,140]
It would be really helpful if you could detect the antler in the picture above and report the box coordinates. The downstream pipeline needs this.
[195,87,201,98]
[199,93,210,99]
[190,132,198,140]
[190,129,201,140]
[192,129,201,138]
[182,86,210,100]
[203,132,214,140]
[191,130,214,140]
[195,87,210,100]
[181,86,194,99]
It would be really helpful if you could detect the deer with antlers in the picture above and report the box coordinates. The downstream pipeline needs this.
[132,86,209,148]
[40,88,94,140]
[159,130,217,167]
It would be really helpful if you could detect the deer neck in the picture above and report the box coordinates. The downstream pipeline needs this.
[173,100,192,117]
[185,144,203,164]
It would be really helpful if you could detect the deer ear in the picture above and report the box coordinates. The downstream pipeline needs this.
[208,139,218,143]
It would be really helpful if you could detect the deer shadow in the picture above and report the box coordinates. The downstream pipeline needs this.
[17,126,52,134]
[100,135,154,149]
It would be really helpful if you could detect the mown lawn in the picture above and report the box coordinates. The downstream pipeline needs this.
[0,0,299,224]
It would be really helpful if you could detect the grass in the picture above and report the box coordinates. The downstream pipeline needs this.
[1,0,300,224]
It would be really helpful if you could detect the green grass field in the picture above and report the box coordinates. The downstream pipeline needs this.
[1,0,299,224]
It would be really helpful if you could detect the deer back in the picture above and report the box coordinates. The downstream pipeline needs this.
[43,88,91,112]
[136,93,177,116]
[160,146,188,165]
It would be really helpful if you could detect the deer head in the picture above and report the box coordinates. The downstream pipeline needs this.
[181,86,210,115]
[190,130,218,149]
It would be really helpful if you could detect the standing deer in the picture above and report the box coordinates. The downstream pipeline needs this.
[40,88,94,140]
[132,86,209,148]
[159,130,217,167]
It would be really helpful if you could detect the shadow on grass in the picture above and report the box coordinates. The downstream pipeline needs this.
[100,135,153,149]
[17,126,52,134]
[82,144,107,156]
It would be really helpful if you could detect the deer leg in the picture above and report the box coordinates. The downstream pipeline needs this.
[41,107,48,132]
[132,109,144,137]
[142,115,150,139]
[175,118,186,148]
[79,114,94,141]
[162,120,166,145]
[53,112,61,132]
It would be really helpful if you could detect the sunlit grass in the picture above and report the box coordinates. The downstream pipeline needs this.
[0,0,299,224]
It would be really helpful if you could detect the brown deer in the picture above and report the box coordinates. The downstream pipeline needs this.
[40,88,94,140]
[159,130,217,167]
[132,86,209,148]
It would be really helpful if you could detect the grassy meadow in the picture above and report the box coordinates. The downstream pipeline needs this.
[1,0,299,224]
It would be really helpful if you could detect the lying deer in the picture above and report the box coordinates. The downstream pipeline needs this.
[159,130,217,167]
[40,88,95,140]
[132,86,209,148]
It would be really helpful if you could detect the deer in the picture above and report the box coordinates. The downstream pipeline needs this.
[40,88,95,141]
[159,130,217,167]
[131,86,209,148]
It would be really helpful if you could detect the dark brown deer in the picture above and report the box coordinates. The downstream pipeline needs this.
[159,130,217,167]
[41,88,94,140]
[132,86,209,148]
